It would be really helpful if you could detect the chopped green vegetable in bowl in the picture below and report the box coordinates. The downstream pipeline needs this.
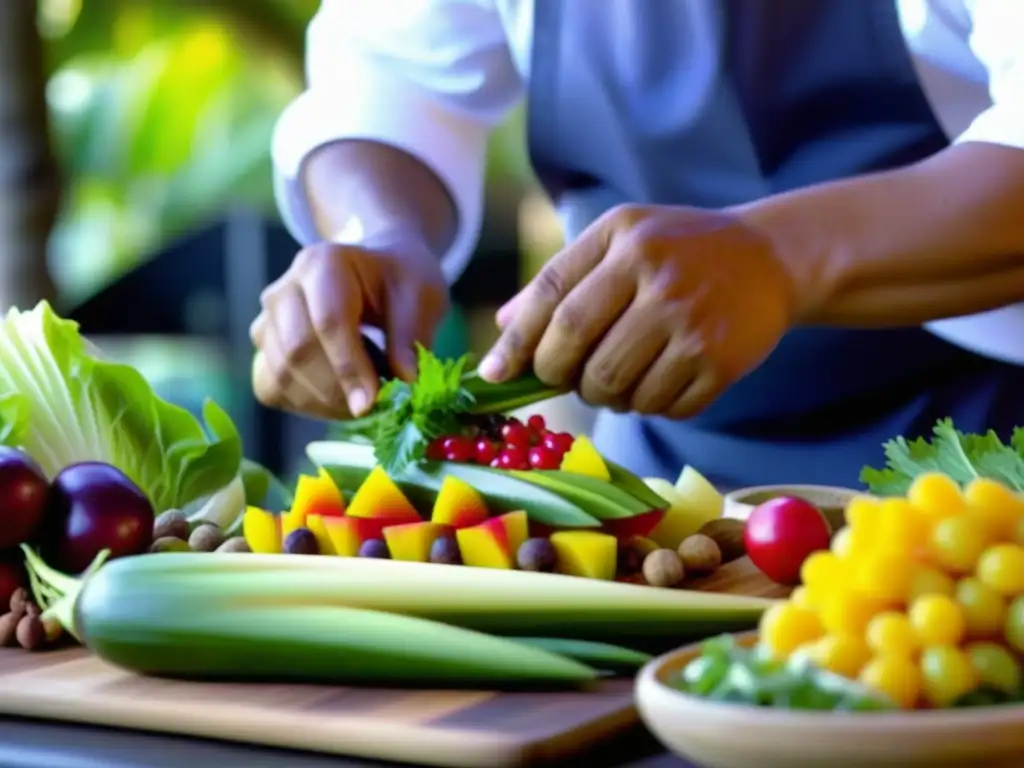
[670,634,893,712]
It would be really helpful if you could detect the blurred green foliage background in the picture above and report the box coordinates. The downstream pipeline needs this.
[39,0,539,305]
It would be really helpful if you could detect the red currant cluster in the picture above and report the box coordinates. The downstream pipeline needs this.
[426,414,575,470]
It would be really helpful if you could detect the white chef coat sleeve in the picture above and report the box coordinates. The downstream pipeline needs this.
[953,0,1024,150]
[924,0,1024,366]
[271,0,524,284]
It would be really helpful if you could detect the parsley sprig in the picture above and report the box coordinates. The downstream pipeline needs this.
[860,418,1024,496]
[330,345,560,475]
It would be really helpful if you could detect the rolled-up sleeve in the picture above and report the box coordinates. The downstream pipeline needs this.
[926,0,1024,366]
[272,0,524,284]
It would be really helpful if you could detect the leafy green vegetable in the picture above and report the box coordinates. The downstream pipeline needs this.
[0,302,242,513]
[860,418,1024,496]
[673,634,892,712]
[331,345,561,474]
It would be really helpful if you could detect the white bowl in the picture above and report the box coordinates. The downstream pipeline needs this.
[723,485,859,532]
[635,632,1024,768]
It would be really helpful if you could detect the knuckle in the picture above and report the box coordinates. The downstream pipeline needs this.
[497,327,526,356]
[334,360,365,389]
[532,265,566,303]
[604,203,646,229]
[586,358,630,397]
[549,301,586,337]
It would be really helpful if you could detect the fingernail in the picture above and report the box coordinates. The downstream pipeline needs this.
[479,353,505,382]
[348,388,370,416]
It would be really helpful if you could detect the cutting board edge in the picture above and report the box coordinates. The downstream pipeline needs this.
[0,688,635,768]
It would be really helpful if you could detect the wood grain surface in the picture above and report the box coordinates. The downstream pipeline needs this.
[0,557,786,768]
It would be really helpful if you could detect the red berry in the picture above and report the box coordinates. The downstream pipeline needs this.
[526,414,546,433]
[528,445,560,470]
[442,436,475,463]
[489,458,502,468]
[474,438,499,465]
[497,447,529,470]
[500,421,531,448]
[425,438,446,461]
[543,432,575,454]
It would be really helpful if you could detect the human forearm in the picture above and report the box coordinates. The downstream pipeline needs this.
[303,140,457,257]
[735,142,1024,327]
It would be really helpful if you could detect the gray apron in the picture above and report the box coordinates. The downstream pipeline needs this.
[527,0,1024,489]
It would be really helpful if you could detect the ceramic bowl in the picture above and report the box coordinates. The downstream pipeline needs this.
[723,485,859,532]
[635,632,1024,768]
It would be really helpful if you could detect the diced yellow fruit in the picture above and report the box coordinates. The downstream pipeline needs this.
[347,466,421,522]
[321,516,396,557]
[455,511,529,569]
[431,475,489,528]
[282,469,347,538]
[559,436,611,481]
[549,531,618,580]
[673,465,724,518]
[305,514,336,555]
[643,477,719,549]
[384,521,449,562]
[242,506,282,554]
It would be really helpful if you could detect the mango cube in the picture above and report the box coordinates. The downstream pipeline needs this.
[347,466,421,523]
[559,436,612,481]
[456,511,529,569]
[384,521,450,562]
[282,469,346,538]
[550,531,618,580]
[243,506,282,554]
[320,516,401,557]
[431,475,490,528]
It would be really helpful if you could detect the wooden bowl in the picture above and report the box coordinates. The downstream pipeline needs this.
[723,485,859,532]
[635,632,1024,768]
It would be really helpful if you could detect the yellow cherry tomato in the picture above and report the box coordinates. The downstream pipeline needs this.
[856,552,914,603]
[859,654,922,709]
[877,498,931,555]
[920,646,978,707]
[908,472,966,521]
[845,496,883,534]
[819,592,885,637]
[760,602,824,659]
[955,577,1007,639]
[929,515,990,575]
[790,586,816,610]
[908,565,957,603]
[800,551,848,591]
[976,544,1024,597]
[866,611,919,657]
[813,634,872,679]
[909,594,966,647]
[965,477,1024,541]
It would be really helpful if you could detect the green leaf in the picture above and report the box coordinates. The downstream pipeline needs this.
[0,302,242,512]
[860,418,1024,495]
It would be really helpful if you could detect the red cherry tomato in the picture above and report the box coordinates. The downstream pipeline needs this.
[527,445,560,469]
[526,414,546,433]
[497,446,530,470]
[542,432,575,455]
[500,421,531,448]
[744,496,832,585]
[441,436,475,463]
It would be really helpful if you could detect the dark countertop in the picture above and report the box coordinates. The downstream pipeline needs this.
[0,717,694,768]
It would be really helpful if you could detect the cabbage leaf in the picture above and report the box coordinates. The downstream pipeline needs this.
[0,302,242,513]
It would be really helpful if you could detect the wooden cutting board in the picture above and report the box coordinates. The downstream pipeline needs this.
[0,558,787,767]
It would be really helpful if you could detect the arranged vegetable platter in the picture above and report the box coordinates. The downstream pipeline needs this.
[0,302,775,689]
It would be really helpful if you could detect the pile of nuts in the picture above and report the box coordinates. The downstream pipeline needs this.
[618,518,748,588]
[149,510,250,555]
[0,588,57,651]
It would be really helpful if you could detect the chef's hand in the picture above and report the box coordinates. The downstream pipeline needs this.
[251,234,449,420]
[479,205,800,418]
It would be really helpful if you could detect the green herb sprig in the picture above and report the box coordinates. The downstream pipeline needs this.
[860,418,1024,496]
[329,345,561,475]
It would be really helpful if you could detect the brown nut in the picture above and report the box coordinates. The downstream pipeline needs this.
[16,614,46,651]
[188,523,225,553]
[149,536,191,554]
[24,602,41,618]
[642,549,685,588]
[678,534,723,574]
[697,518,747,563]
[0,613,19,647]
[8,588,29,614]
[215,537,251,553]
[153,509,190,541]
